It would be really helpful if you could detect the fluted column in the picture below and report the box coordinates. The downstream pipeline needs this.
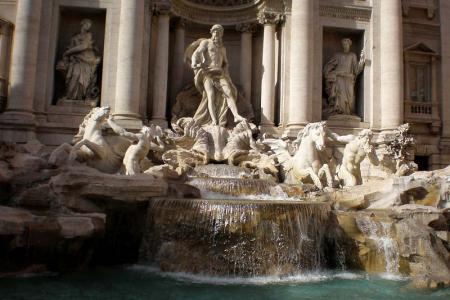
[236,23,255,102]
[379,0,403,129]
[287,0,313,132]
[170,18,185,104]
[440,0,450,141]
[0,21,12,109]
[151,6,170,127]
[259,12,281,128]
[4,0,42,123]
[114,0,145,127]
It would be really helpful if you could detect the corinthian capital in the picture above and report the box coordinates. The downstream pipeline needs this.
[235,22,257,33]
[152,2,171,16]
[257,11,284,25]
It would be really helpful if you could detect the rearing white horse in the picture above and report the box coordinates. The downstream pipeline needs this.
[264,121,334,189]
[49,106,130,173]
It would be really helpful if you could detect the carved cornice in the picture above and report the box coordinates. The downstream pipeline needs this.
[171,0,261,25]
[235,22,257,33]
[402,0,437,20]
[0,18,13,35]
[320,5,372,22]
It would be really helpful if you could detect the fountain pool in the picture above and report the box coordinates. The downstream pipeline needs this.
[1,266,449,300]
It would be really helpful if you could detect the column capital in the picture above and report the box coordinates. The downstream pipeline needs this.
[173,17,186,29]
[152,3,171,16]
[235,22,257,34]
[257,10,284,25]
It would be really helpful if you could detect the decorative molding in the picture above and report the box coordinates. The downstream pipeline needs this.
[171,0,261,25]
[152,2,171,16]
[402,0,437,20]
[320,5,372,22]
[185,0,254,6]
[235,22,257,33]
[257,11,284,25]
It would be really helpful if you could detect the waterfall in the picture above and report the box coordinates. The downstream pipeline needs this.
[356,216,400,274]
[140,198,331,277]
[190,164,251,178]
[188,177,277,198]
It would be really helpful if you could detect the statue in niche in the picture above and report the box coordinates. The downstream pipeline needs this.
[184,24,245,127]
[56,18,101,104]
[323,38,365,117]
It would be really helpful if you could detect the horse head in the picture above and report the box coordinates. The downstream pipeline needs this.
[91,106,110,122]
[295,121,327,151]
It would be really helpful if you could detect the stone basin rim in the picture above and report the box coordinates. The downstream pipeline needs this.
[152,197,330,205]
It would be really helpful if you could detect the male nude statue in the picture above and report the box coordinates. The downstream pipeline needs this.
[188,24,245,127]
[334,129,379,187]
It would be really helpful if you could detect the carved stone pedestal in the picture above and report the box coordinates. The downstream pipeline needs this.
[327,114,362,128]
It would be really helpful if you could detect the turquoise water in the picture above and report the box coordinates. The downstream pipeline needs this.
[1,266,449,300]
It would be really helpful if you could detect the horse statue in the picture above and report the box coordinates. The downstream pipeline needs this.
[263,121,334,189]
[49,106,130,173]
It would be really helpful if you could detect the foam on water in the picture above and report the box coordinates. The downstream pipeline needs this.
[128,265,368,286]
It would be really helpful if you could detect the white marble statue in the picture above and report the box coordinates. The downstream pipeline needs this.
[185,24,245,127]
[56,19,101,102]
[48,106,129,173]
[264,122,334,189]
[323,38,365,116]
[108,117,163,175]
[333,129,379,187]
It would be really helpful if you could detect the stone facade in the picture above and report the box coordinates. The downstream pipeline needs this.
[0,0,449,170]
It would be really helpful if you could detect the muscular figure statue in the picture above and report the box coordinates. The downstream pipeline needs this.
[108,117,163,175]
[333,129,379,187]
[186,24,244,127]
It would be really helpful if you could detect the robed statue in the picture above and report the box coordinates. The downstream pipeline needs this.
[56,19,101,103]
[323,38,365,116]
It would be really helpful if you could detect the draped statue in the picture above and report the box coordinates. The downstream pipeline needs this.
[56,19,101,103]
[323,38,365,116]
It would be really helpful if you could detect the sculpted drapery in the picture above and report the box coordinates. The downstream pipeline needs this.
[56,19,101,102]
[323,38,365,116]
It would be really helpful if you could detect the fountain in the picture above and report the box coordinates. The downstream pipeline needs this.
[1,24,449,294]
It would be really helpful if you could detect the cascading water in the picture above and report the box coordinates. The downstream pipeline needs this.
[187,177,278,198]
[356,216,400,275]
[140,198,331,277]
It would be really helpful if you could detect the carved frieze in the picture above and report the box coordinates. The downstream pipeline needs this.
[320,5,372,22]
[171,0,261,25]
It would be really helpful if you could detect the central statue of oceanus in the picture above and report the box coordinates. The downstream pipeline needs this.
[184,24,245,127]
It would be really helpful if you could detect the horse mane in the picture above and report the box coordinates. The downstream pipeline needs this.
[72,107,102,144]
[294,121,327,147]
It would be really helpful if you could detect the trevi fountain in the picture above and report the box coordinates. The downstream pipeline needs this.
[0,1,450,299]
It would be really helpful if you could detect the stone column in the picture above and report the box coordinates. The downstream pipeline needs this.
[3,0,42,123]
[236,23,255,102]
[440,0,450,143]
[114,0,145,128]
[170,18,185,105]
[151,5,170,127]
[286,0,313,133]
[0,21,12,108]
[379,0,403,129]
[259,12,281,129]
